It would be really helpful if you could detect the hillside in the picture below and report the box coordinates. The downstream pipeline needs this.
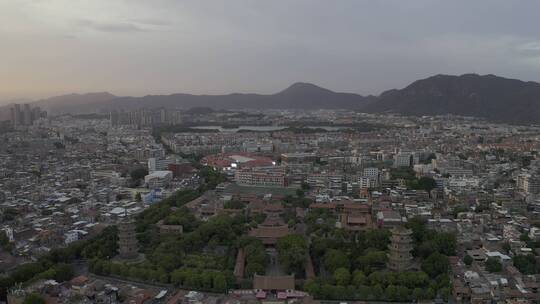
[36,92,117,114]
[362,74,540,124]
[96,82,370,111]
[4,74,540,124]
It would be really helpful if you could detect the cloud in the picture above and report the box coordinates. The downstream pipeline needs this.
[516,41,540,57]
[129,18,172,27]
[75,19,145,33]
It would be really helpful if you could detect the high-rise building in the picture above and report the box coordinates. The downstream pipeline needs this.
[387,226,413,271]
[12,104,21,127]
[110,111,119,126]
[9,108,15,127]
[10,103,44,127]
[517,173,540,194]
[394,152,413,167]
[23,104,32,125]
[148,157,176,172]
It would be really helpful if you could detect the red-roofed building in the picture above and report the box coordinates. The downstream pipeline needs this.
[248,225,290,246]
[202,152,274,170]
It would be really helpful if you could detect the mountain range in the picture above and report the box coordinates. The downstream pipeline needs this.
[2,73,540,124]
[362,73,540,124]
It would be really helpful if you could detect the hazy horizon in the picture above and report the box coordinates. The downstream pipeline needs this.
[2,0,540,101]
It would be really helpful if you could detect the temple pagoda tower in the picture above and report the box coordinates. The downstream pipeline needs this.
[387,226,413,272]
[117,217,139,259]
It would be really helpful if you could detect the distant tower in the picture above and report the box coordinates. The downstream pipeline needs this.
[23,104,32,125]
[12,104,21,127]
[117,217,139,259]
[9,108,15,127]
[110,111,119,127]
[387,226,413,272]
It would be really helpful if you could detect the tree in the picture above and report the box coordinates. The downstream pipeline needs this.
[198,166,226,190]
[371,284,384,300]
[130,167,148,180]
[412,287,424,301]
[157,269,169,283]
[502,242,511,254]
[276,234,308,274]
[223,200,245,209]
[355,250,387,273]
[440,287,451,301]
[52,263,74,282]
[463,255,473,266]
[53,142,65,149]
[201,272,213,289]
[362,229,391,250]
[324,249,350,273]
[135,192,142,202]
[417,176,437,192]
[0,230,13,252]
[485,257,502,273]
[320,284,335,299]
[421,252,449,278]
[415,231,457,258]
[390,167,416,180]
[432,233,457,256]
[406,217,427,243]
[23,293,45,304]
[385,285,398,301]
[333,267,351,286]
[520,233,534,245]
[304,279,321,297]
[352,270,367,287]
[245,263,265,277]
[213,273,227,291]
[513,254,539,275]
[421,153,436,164]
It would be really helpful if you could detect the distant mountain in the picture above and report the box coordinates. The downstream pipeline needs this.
[362,74,540,124]
[35,92,117,114]
[0,92,117,120]
[95,82,371,111]
[184,107,215,115]
[4,74,540,124]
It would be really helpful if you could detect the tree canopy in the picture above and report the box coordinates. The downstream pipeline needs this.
[485,257,502,273]
[277,234,308,275]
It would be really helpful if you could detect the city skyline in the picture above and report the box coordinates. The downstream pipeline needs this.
[3,1,540,303]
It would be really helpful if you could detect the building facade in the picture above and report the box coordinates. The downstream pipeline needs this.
[387,226,413,272]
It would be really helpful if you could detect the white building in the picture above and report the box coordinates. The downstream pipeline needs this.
[394,153,413,167]
[64,230,79,244]
[363,167,379,179]
[517,173,540,194]
[529,227,540,241]
[447,177,480,190]
[413,164,433,174]
[358,176,377,189]
[145,170,173,188]
[2,227,14,242]
[148,157,175,172]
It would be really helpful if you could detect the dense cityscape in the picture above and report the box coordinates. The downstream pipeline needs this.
[3,1,540,303]
[0,106,539,303]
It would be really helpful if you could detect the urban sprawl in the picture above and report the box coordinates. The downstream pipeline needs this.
[1,106,540,304]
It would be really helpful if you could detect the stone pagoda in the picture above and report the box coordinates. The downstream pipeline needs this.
[387,226,413,272]
[117,216,139,260]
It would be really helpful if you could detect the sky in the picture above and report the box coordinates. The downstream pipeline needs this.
[1,0,540,103]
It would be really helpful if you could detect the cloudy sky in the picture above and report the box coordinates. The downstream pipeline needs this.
[1,0,540,102]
